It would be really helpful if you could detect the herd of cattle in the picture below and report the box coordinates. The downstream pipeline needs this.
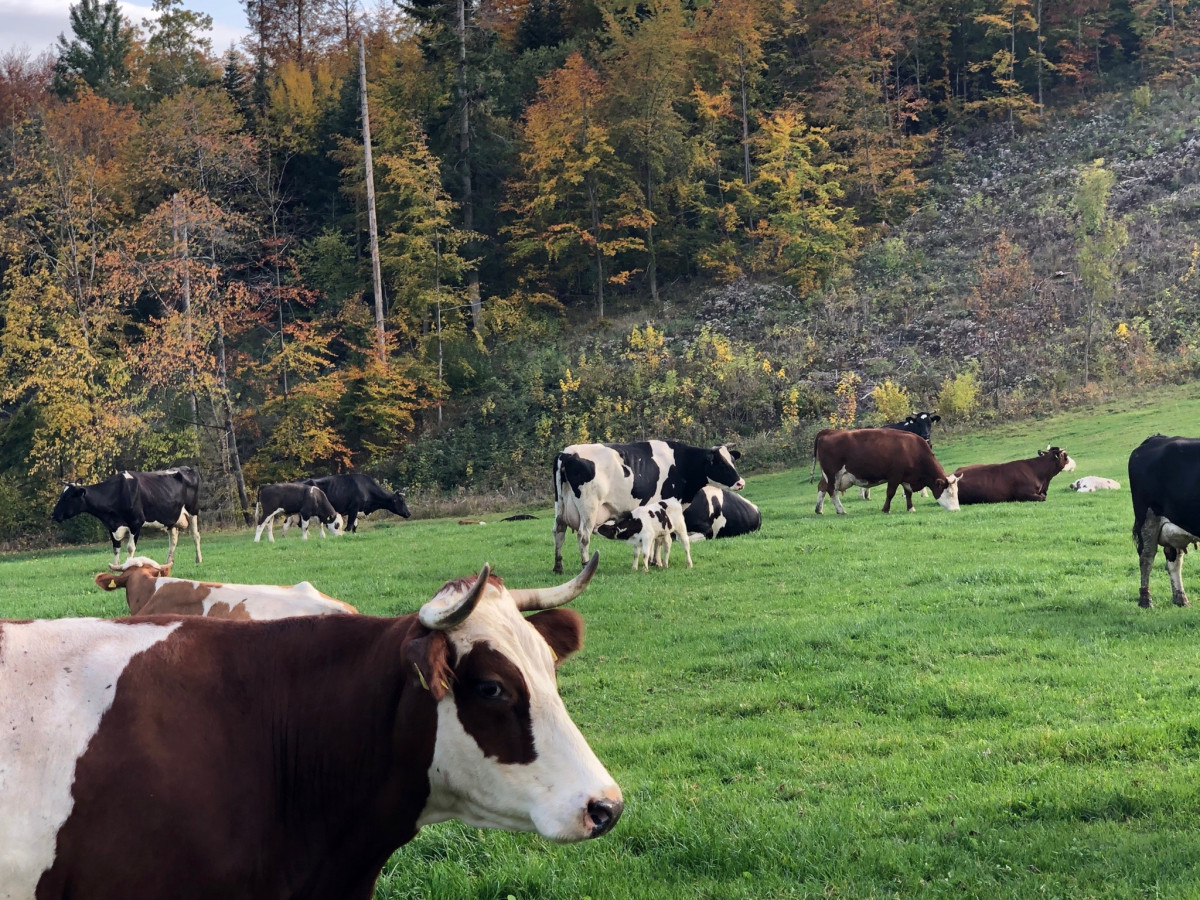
[5,421,1197,898]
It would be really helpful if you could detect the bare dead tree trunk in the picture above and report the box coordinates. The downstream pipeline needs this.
[359,33,386,363]
[456,0,482,331]
[172,194,201,452]
[215,311,252,525]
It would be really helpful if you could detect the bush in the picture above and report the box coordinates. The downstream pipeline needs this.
[870,379,911,424]
[937,367,981,421]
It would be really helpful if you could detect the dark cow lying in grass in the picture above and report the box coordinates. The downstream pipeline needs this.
[1,554,620,899]
[683,486,761,540]
[812,428,960,514]
[952,447,1076,504]
[254,482,343,542]
[1129,434,1200,608]
[51,467,202,566]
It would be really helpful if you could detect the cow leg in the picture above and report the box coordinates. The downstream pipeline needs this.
[111,536,122,567]
[553,518,568,574]
[659,534,671,569]
[127,530,138,560]
[827,471,848,515]
[1165,547,1190,607]
[190,513,202,563]
[678,529,693,569]
[302,517,310,540]
[348,511,359,533]
[815,478,829,515]
[904,486,915,512]
[165,526,179,566]
[1138,516,1161,608]
[860,487,871,500]
[576,517,594,570]
[254,508,276,543]
[882,482,899,513]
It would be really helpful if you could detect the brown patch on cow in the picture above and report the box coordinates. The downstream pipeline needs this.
[201,601,254,620]
[403,629,455,701]
[39,614,441,897]
[136,580,214,617]
[451,643,536,765]
[526,608,584,666]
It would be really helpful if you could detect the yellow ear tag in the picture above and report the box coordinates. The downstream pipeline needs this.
[107,579,117,589]
[550,648,558,662]
[439,679,450,692]
[413,664,430,692]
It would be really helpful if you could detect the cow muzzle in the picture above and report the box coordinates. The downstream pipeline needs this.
[585,796,624,838]
[731,478,746,491]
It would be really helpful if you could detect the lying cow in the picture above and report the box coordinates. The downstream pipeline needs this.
[683,486,761,540]
[597,499,692,570]
[812,428,960,514]
[254,482,343,542]
[952,447,1076,504]
[51,466,202,566]
[2,554,620,899]
[1071,476,1121,492]
[1130,434,1200,608]
[96,556,358,619]
[554,440,744,573]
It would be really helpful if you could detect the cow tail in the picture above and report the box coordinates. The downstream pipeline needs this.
[254,500,261,522]
[553,453,564,505]
[809,433,820,483]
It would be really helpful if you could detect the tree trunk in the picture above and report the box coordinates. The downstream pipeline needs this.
[359,34,386,363]
[172,194,201,451]
[457,0,482,331]
[215,312,251,524]
[739,55,751,186]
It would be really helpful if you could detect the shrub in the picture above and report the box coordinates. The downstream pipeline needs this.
[937,367,981,421]
[870,379,911,424]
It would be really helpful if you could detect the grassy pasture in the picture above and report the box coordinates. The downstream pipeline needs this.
[3,386,1200,899]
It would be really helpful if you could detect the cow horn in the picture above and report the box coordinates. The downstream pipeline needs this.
[420,564,491,631]
[511,552,599,612]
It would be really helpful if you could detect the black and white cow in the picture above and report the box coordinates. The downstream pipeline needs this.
[1129,434,1200,608]
[300,474,411,534]
[596,498,692,570]
[254,483,343,542]
[553,441,744,573]
[51,467,202,566]
[682,486,762,541]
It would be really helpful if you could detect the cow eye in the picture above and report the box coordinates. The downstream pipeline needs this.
[475,680,507,701]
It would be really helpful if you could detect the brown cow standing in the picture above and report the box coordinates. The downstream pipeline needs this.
[96,556,358,619]
[1,554,621,900]
[952,447,1076,504]
[812,428,961,514]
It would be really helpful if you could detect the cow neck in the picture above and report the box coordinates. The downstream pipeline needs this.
[39,614,439,900]
[662,442,708,502]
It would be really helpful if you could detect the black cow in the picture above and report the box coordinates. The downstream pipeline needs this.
[1129,435,1200,608]
[301,474,411,533]
[683,486,762,540]
[51,467,202,566]
[254,483,343,542]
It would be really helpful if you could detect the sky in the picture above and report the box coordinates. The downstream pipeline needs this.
[1,0,248,57]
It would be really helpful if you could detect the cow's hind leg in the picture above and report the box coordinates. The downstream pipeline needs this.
[678,529,693,569]
[553,518,568,574]
[1166,547,1190,607]
[165,526,179,566]
[827,471,848,515]
[302,516,310,540]
[189,513,202,563]
[903,486,915,512]
[882,482,899,513]
[1138,515,1161,607]
[815,478,829,515]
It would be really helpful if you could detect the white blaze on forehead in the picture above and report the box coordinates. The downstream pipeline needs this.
[419,585,618,841]
[0,619,181,897]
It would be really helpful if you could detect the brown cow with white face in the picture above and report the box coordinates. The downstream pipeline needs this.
[812,428,960,514]
[0,554,621,900]
[952,446,1076,504]
[95,556,358,619]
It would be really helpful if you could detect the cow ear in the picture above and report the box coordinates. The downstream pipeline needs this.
[906,416,916,424]
[403,630,454,701]
[1038,449,1047,456]
[527,608,584,666]
[96,571,128,591]
[729,449,741,460]
[931,415,941,423]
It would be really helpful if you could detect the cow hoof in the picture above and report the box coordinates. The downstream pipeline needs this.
[553,563,564,575]
[1173,594,1190,608]
[814,506,823,515]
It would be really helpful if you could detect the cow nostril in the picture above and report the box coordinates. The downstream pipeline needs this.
[586,797,623,837]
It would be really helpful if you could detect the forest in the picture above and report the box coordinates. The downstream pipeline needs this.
[0,0,1198,541]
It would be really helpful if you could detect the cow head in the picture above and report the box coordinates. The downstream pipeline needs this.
[1041,446,1076,472]
[707,445,745,491]
[95,556,173,615]
[404,553,622,842]
[51,483,88,523]
[326,513,345,535]
[597,515,640,542]
[931,473,961,511]
[390,491,412,519]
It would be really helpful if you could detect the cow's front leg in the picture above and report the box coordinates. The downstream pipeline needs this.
[165,526,179,566]
[111,536,122,567]
[189,513,202,563]
[1166,547,1190,607]
[882,482,901,513]
[347,511,359,533]
[1138,517,1161,607]
[302,517,310,540]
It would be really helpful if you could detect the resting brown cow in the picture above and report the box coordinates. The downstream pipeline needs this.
[952,447,1075,504]
[812,428,960,514]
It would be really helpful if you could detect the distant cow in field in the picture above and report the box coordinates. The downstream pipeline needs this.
[1071,476,1121,492]
[951,447,1076,504]
[812,428,960,514]
[1129,434,1200,608]
[51,467,202,566]
[1,554,620,899]
[254,483,343,542]
[300,473,411,534]
[96,556,357,619]
[597,499,692,570]
[683,486,761,541]
[553,440,744,573]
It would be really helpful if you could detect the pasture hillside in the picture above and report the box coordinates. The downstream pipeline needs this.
[2,387,1200,899]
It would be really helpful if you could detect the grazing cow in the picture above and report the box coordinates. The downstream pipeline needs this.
[553,440,744,573]
[812,428,960,514]
[300,473,411,534]
[1071,476,1121,492]
[51,467,202,566]
[1129,435,1200,608]
[254,483,343,542]
[683,486,762,541]
[951,447,1076,504]
[857,413,942,500]
[597,499,692,570]
[1,554,621,899]
[95,557,358,619]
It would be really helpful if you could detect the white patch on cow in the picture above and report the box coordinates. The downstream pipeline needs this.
[1062,455,1077,472]
[111,526,130,542]
[418,585,620,842]
[937,474,961,511]
[0,619,181,897]
[121,472,134,480]
[118,555,162,571]
[1160,521,1200,550]
[1071,476,1121,492]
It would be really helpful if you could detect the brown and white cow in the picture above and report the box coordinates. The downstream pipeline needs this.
[812,428,961,514]
[1,554,621,900]
[952,447,1076,504]
[95,556,358,619]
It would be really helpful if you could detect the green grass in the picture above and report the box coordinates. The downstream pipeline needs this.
[4,385,1200,899]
